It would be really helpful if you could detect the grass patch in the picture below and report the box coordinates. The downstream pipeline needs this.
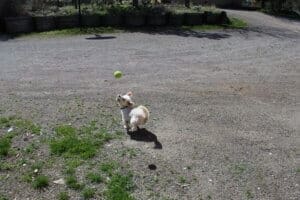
[13,119,41,134]
[245,189,254,199]
[226,18,248,29]
[182,24,224,31]
[105,173,134,200]
[0,116,40,134]
[183,17,247,31]
[21,27,121,38]
[0,137,11,157]
[50,135,97,159]
[82,187,96,199]
[32,175,49,189]
[179,176,186,184]
[50,124,113,159]
[0,162,15,171]
[0,194,8,200]
[231,163,249,176]
[24,142,39,154]
[58,191,70,200]
[100,161,119,176]
[86,172,103,183]
[65,175,83,190]
[297,167,300,173]
[55,124,76,136]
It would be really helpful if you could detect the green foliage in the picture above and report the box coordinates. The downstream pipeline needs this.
[0,116,40,134]
[0,117,11,128]
[13,119,41,134]
[227,18,248,29]
[58,191,70,200]
[55,124,76,136]
[86,172,103,183]
[50,124,113,159]
[100,161,119,176]
[0,137,11,157]
[0,193,8,200]
[65,175,83,190]
[179,176,186,184]
[105,173,134,200]
[0,162,15,170]
[246,189,254,199]
[50,135,97,159]
[32,175,49,189]
[82,187,96,199]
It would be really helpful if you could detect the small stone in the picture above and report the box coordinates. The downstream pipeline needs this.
[23,163,27,167]
[269,152,272,155]
[53,178,65,185]
[34,169,38,173]
[7,127,13,133]
[208,178,212,182]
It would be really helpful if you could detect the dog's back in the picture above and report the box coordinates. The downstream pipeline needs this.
[130,105,149,126]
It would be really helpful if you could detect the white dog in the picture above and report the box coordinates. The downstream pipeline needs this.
[116,92,149,132]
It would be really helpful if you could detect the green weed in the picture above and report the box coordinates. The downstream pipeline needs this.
[58,191,70,200]
[86,172,103,183]
[32,175,49,189]
[82,187,96,199]
[105,173,134,200]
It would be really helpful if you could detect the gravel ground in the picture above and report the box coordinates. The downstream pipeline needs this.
[0,10,299,199]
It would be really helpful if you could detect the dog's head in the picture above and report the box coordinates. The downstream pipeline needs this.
[116,92,134,108]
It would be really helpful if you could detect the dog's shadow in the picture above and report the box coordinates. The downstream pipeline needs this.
[127,128,162,149]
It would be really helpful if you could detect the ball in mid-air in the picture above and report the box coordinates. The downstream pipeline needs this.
[114,70,122,79]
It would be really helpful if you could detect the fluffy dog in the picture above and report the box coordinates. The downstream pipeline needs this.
[116,92,149,132]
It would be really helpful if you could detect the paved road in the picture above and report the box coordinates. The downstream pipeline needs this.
[0,10,299,199]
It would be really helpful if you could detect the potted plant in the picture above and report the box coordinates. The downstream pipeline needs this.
[124,7,146,27]
[147,6,168,26]
[101,6,123,26]
[205,11,219,24]
[4,0,34,34]
[185,12,204,25]
[34,16,55,32]
[55,15,79,29]
[168,11,185,26]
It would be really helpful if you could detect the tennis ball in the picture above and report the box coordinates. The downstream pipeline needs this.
[114,70,122,79]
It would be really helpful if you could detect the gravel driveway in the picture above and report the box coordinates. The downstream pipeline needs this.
[0,10,299,199]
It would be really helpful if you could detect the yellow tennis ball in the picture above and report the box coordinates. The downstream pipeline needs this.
[114,71,122,79]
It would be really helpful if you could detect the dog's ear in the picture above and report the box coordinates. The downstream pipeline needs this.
[128,100,134,106]
[127,91,133,96]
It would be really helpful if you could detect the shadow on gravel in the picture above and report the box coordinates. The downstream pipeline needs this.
[85,34,116,40]
[0,34,11,41]
[232,26,300,39]
[127,128,162,149]
[126,27,231,40]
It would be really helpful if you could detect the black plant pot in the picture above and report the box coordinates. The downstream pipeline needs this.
[185,13,204,25]
[55,15,79,29]
[34,16,55,32]
[81,15,101,27]
[147,14,167,26]
[168,13,185,26]
[219,11,230,24]
[0,18,5,33]
[101,14,122,26]
[125,14,146,27]
[5,17,34,34]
